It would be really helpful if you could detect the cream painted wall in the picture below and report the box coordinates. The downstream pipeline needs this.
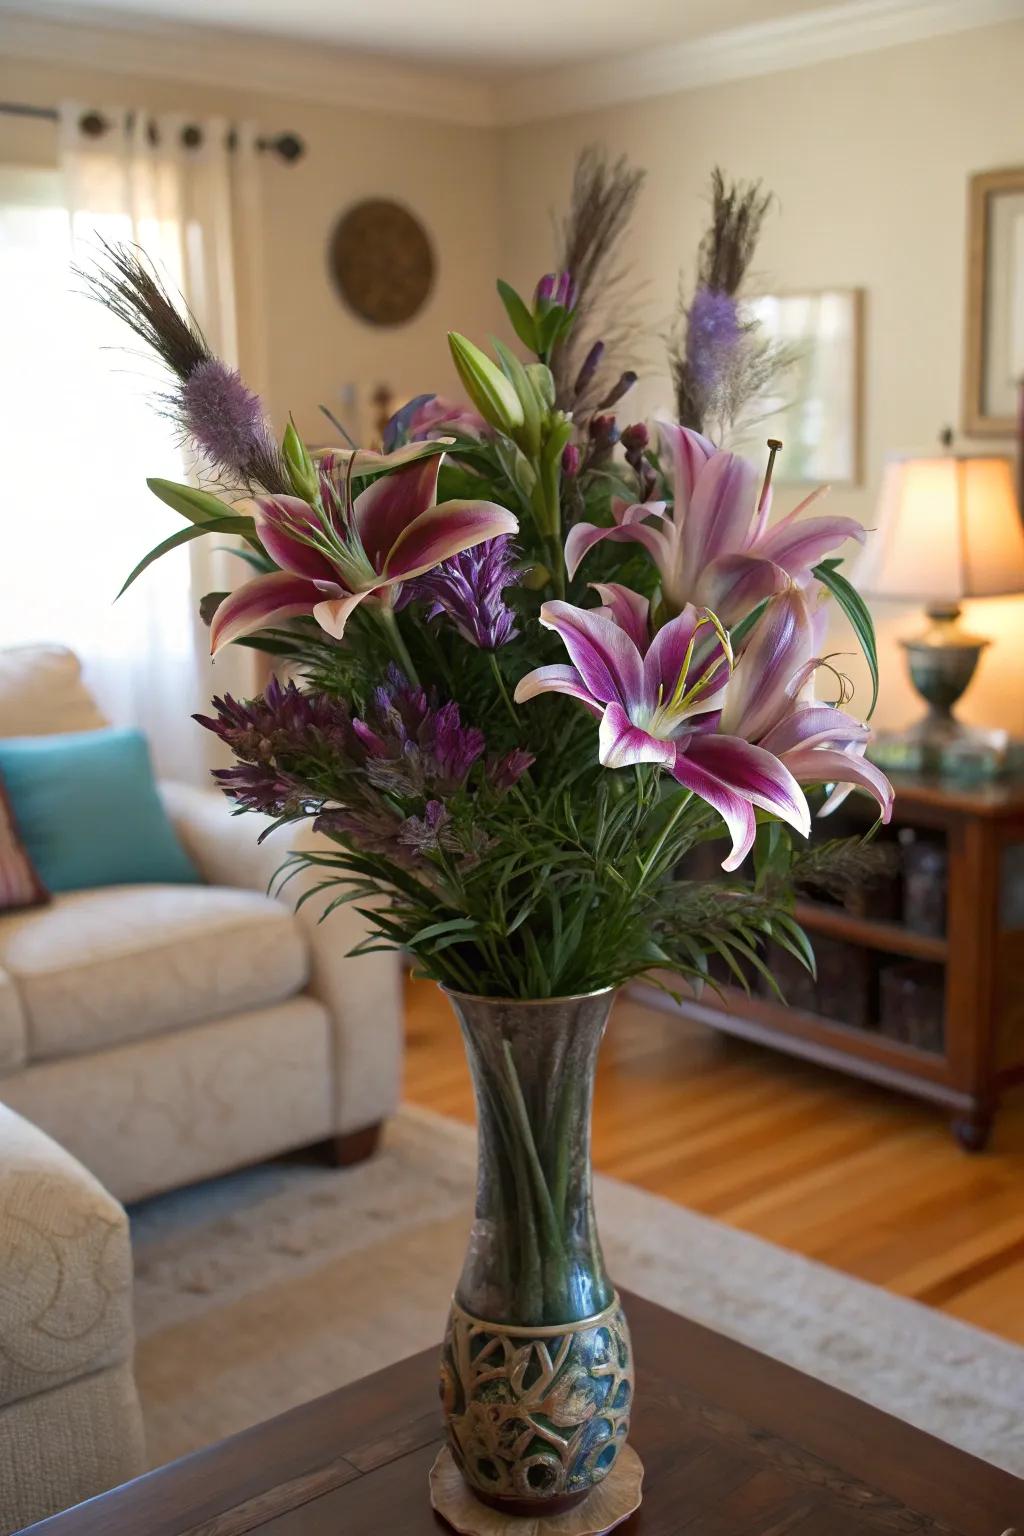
[497,19,1024,734]
[0,56,503,448]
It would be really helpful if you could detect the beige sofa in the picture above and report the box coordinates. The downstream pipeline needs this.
[0,644,402,1206]
[0,1104,144,1533]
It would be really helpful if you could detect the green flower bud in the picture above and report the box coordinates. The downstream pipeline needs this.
[448,333,524,435]
[282,422,319,502]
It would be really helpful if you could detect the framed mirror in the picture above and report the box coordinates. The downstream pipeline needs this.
[963,166,1024,437]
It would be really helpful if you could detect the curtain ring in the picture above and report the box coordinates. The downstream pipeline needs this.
[78,110,108,138]
[181,124,203,150]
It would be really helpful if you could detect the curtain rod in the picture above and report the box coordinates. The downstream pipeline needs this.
[0,101,305,163]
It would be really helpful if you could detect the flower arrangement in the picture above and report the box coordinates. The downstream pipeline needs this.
[89,155,893,1518]
[88,160,891,1005]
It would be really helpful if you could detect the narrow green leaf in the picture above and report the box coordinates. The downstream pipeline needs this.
[118,516,255,598]
[813,558,879,717]
[496,279,539,355]
[147,478,235,525]
[409,916,479,945]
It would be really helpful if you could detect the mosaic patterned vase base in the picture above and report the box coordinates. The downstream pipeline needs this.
[429,1444,644,1536]
[440,1293,635,1513]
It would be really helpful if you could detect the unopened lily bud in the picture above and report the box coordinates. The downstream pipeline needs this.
[589,414,620,447]
[555,272,578,311]
[534,273,558,305]
[598,371,638,411]
[561,443,581,478]
[448,332,525,435]
[573,340,605,399]
[620,422,649,455]
[282,421,319,502]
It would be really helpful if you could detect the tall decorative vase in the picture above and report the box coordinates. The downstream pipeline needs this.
[439,988,634,1519]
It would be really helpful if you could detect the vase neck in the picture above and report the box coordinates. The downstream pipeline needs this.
[446,990,615,1327]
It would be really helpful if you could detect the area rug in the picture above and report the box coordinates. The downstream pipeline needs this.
[130,1104,1024,1474]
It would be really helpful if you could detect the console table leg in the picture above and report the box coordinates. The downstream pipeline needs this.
[951,1106,993,1153]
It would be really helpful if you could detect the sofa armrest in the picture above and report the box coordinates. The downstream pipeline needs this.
[160,782,402,1134]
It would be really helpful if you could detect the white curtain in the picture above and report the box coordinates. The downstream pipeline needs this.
[0,105,266,781]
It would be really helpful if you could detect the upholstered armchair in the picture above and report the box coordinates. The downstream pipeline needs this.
[0,1105,144,1534]
[0,645,403,1205]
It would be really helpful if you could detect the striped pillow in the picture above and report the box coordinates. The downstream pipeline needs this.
[0,775,47,911]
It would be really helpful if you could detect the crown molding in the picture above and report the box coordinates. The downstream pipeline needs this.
[1,0,1022,131]
[0,3,497,128]
[493,0,1024,125]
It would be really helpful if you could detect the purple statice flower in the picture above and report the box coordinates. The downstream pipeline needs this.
[180,358,275,475]
[487,749,534,792]
[196,676,358,764]
[685,286,742,394]
[352,670,487,798]
[397,800,455,855]
[405,536,520,651]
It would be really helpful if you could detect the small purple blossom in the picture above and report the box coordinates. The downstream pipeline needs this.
[534,271,578,311]
[561,443,581,478]
[181,358,274,475]
[573,340,605,398]
[488,749,534,792]
[685,286,742,393]
[405,536,520,650]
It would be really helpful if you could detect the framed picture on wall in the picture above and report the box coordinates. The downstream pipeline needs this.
[963,166,1024,437]
[740,288,864,485]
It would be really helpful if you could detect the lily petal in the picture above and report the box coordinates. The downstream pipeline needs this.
[538,601,646,713]
[209,571,320,654]
[513,664,603,718]
[589,582,650,651]
[353,454,443,570]
[254,496,338,583]
[670,751,758,872]
[683,451,759,575]
[564,518,671,582]
[784,744,894,822]
[599,702,676,770]
[754,501,866,574]
[383,501,518,582]
[685,733,811,841]
[315,438,454,482]
[657,421,716,513]
[694,553,789,628]
[759,704,870,757]
[312,587,375,640]
[721,589,816,741]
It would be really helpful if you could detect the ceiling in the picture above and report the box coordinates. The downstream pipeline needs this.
[18,0,844,70]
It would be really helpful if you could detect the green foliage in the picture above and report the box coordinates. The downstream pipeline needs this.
[814,556,879,717]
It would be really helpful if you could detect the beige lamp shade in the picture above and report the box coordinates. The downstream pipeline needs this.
[863,454,1024,602]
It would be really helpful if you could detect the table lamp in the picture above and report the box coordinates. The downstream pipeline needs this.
[862,451,1024,770]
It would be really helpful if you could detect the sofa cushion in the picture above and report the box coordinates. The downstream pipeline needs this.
[0,645,108,737]
[0,966,27,1074]
[0,1104,134,1409]
[0,885,309,1061]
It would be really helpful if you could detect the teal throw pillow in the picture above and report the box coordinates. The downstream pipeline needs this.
[0,728,200,893]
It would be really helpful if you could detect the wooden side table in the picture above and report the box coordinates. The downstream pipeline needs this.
[640,772,1024,1149]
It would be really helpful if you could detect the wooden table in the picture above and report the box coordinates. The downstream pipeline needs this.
[19,1293,1021,1536]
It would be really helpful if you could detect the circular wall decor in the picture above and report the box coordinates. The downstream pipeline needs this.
[328,199,435,327]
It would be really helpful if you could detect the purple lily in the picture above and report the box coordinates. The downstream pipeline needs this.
[565,424,866,623]
[513,595,811,870]
[210,452,517,653]
[722,589,894,822]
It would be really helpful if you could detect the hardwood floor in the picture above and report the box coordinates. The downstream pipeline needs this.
[403,976,1024,1345]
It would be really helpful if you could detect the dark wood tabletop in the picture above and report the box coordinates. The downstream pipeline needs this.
[19,1291,1022,1536]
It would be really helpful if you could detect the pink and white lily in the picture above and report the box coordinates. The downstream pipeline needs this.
[565,424,866,624]
[210,451,517,653]
[513,592,811,870]
[722,588,894,823]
